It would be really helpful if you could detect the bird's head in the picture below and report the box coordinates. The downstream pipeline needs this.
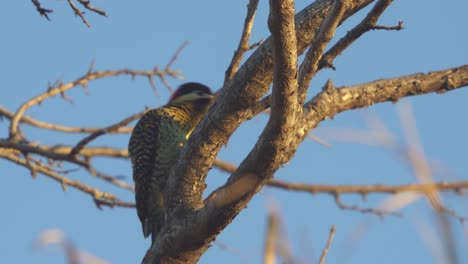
[168,82,214,108]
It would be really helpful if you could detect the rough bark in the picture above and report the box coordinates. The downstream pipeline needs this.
[141,0,468,262]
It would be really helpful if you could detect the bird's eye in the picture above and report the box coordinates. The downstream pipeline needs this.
[196,91,205,96]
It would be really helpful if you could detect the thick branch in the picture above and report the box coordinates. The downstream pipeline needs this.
[206,0,301,209]
[150,1,375,262]
[301,65,468,135]
[167,0,374,215]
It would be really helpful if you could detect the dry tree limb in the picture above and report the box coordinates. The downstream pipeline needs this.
[0,141,133,192]
[0,106,133,134]
[214,159,468,196]
[0,141,129,159]
[214,158,468,217]
[225,0,261,84]
[8,65,181,140]
[301,65,468,138]
[0,150,134,208]
[268,180,468,196]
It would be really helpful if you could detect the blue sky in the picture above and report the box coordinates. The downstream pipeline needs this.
[1,1,467,263]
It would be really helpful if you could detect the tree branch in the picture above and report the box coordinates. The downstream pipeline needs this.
[67,0,92,27]
[166,0,375,217]
[145,1,379,262]
[301,65,468,136]
[224,0,261,84]
[8,65,180,140]
[268,180,468,196]
[319,0,402,70]
[68,111,146,156]
[298,0,349,101]
[0,150,133,208]
[77,0,107,17]
[0,106,134,134]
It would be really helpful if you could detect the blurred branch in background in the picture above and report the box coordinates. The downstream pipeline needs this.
[33,228,109,264]
[318,225,336,264]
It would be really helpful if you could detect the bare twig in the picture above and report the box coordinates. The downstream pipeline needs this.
[0,151,133,208]
[0,105,133,134]
[319,0,401,70]
[267,180,468,196]
[87,166,135,192]
[67,0,91,28]
[0,140,129,159]
[224,0,261,84]
[160,41,190,91]
[214,159,468,196]
[318,225,336,264]
[165,41,190,73]
[334,195,401,217]
[69,111,146,156]
[31,0,53,20]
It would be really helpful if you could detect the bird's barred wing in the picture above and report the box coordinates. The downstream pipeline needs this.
[128,109,163,237]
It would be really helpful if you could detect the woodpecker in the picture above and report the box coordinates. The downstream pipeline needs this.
[128,82,214,242]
